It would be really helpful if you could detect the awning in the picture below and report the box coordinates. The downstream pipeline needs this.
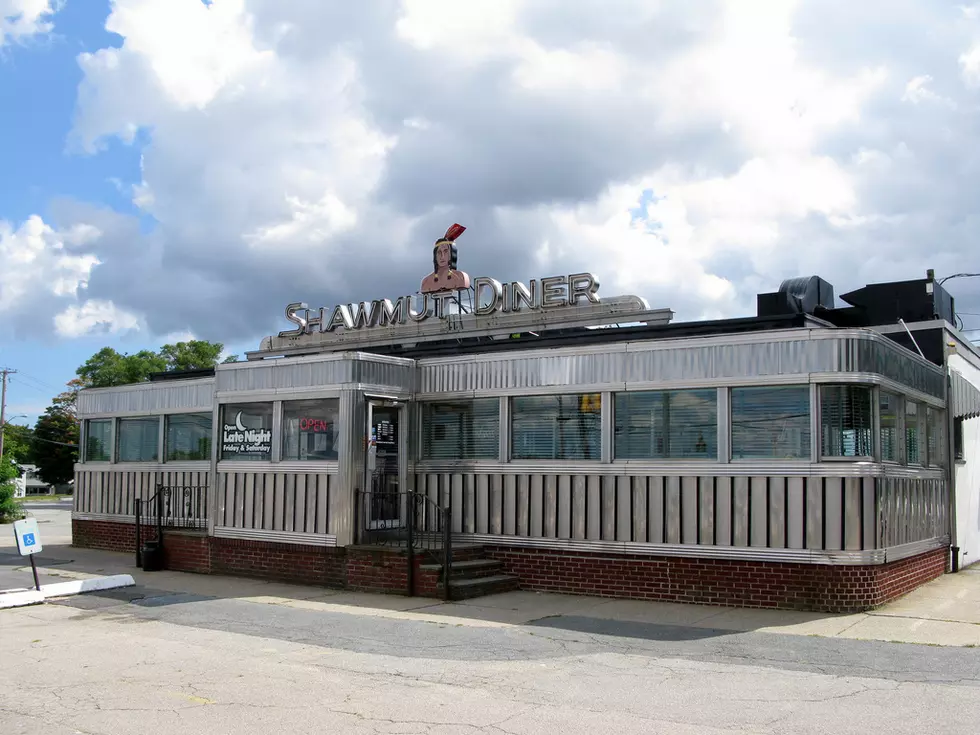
[950,369,980,420]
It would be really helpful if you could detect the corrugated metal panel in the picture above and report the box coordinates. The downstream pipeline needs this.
[77,380,214,417]
[215,355,415,394]
[951,369,980,419]
[412,470,942,553]
[417,334,937,394]
[842,337,945,398]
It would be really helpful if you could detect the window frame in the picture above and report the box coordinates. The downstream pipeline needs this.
[818,384,875,461]
[612,388,719,461]
[509,392,603,462]
[115,416,161,463]
[954,416,964,463]
[419,398,501,462]
[84,418,114,463]
[729,384,812,461]
[219,401,276,462]
[877,390,903,464]
[280,397,341,463]
[164,412,214,463]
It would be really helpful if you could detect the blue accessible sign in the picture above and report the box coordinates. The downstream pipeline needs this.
[13,517,43,556]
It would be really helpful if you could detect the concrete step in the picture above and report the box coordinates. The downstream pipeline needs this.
[446,574,520,601]
[419,559,504,579]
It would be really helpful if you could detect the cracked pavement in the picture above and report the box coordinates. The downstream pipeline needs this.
[3,581,980,735]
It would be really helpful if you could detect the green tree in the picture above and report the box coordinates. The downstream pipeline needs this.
[76,341,226,388]
[159,340,224,371]
[32,411,78,486]
[0,450,21,523]
[76,347,167,388]
[2,423,34,464]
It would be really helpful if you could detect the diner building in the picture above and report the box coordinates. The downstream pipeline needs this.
[70,236,980,612]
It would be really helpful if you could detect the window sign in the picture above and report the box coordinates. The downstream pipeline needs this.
[282,399,340,461]
[221,403,274,461]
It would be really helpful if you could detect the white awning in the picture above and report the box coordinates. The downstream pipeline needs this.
[951,369,980,420]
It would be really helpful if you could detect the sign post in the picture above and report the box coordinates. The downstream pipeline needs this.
[13,517,42,591]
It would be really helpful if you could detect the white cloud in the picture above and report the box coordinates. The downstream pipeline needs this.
[0,215,100,313]
[0,0,973,346]
[53,299,141,338]
[0,0,58,46]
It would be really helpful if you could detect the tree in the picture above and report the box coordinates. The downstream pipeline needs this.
[2,423,34,465]
[0,447,21,523]
[75,341,225,388]
[159,341,224,372]
[32,408,78,486]
[77,347,167,388]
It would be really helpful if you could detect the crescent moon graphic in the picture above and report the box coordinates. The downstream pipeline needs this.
[235,411,247,432]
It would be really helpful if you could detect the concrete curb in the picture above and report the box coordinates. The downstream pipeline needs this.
[0,590,45,609]
[41,574,135,598]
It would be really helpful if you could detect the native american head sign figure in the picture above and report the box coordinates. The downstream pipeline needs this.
[420,223,470,294]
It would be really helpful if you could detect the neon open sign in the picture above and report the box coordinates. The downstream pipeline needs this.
[299,418,333,433]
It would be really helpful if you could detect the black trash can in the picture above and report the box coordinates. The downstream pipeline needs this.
[141,541,163,572]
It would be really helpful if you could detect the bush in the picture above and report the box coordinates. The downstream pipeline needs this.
[0,456,23,523]
[0,481,21,524]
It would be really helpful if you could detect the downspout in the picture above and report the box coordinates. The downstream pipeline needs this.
[945,345,959,572]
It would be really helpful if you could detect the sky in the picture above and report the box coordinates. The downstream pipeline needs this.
[2,0,980,428]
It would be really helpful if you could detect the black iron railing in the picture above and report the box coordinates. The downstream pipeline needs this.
[354,489,452,600]
[135,485,209,568]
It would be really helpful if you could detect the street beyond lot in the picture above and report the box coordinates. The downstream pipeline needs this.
[2,507,980,734]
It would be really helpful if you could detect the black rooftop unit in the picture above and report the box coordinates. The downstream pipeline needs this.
[757,276,836,317]
[839,278,954,326]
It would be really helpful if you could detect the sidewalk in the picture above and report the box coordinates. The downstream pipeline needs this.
[4,508,979,647]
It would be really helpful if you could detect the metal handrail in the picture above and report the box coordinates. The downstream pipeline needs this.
[353,488,453,600]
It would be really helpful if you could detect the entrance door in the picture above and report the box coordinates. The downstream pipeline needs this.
[366,401,404,530]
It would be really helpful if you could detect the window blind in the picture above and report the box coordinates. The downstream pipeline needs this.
[511,394,601,461]
[731,386,810,460]
[820,385,873,457]
[86,419,112,462]
[614,389,717,459]
[166,413,212,461]
[879,392,900,462]
[117,417,160,462]
[421,399,499,460]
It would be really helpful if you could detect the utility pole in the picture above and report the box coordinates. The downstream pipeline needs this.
[0,368,16,463]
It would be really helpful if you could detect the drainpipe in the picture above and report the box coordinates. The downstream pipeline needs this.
[945,347,960,572]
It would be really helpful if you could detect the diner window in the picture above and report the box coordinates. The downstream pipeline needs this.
[927,407,945,467]
[906,401,922,465]
[220,402,274,461]
[511,393,601,461]
[820,385,873,458]
[614,389,717,459]
[954,418,964,462]
[879,392,900,462]
[117,417,160,462]
[422,399,499,460]
[731,386,811,460]
[165,413,213,461]
[85,419,112,462]
[282,398,340,461]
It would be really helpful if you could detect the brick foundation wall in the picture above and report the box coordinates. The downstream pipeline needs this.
[72,519,158,554]
[483,545,949,613]
[73,519,948,611]
[210,537,346,587]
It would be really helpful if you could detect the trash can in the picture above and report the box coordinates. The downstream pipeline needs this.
[141,541,163,572]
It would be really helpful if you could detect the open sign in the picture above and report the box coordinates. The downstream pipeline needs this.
[299,417,333,433]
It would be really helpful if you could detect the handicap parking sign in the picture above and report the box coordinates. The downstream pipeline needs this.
[13,517,42,556]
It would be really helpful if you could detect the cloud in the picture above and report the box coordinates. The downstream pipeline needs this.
[0,0,59,47]
[5,0,980,347]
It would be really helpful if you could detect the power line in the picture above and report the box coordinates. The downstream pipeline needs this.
[0,368,17,461]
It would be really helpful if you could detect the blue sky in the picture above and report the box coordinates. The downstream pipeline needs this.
[3,1,980,428]
[0,1,250,425]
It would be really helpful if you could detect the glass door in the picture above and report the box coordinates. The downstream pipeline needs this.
[366,401,404,530]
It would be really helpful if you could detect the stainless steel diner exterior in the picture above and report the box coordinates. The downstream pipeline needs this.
[70,269,980,610]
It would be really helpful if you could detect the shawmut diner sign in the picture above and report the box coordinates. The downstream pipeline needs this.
[279,224,601,337]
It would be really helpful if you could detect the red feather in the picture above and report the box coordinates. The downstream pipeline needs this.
[444,223,466,241]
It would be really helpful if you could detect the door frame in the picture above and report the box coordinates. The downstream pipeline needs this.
[365,398,408,531]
